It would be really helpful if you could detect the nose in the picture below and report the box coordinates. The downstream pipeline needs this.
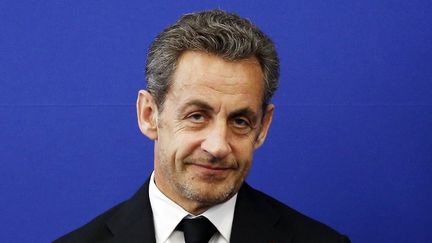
[201,122,232,160]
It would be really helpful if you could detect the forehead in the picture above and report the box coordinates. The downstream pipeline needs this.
[169,51,264,102]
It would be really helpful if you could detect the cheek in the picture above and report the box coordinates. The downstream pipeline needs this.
[232,140,256,163]
[170,133,204,160]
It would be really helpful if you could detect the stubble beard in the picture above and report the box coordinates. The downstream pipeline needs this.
[159,155,246,208]
[173,174,239,206]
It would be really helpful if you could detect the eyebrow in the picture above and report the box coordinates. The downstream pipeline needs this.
[178,99,259,124]
[178,100,214,115]
[228,108,259,125]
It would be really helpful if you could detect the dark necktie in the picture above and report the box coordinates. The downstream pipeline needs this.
[176,216,217,243]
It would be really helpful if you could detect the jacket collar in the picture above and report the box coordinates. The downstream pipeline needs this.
[230,183,293,243]
[105,179,156,243]
[103,180,292,243]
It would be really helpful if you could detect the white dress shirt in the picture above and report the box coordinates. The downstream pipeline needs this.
[149,172,237,243]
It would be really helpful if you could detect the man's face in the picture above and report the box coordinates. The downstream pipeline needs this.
[139,51,273,214]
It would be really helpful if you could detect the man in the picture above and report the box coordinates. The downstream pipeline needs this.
[55,10,350,243]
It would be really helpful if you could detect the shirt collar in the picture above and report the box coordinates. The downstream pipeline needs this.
[149,171,237,243]
[201,194,237,241]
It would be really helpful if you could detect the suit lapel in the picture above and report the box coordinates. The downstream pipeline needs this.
[105,180,156,243]
[230,183,293,243]
[99,180,293,243]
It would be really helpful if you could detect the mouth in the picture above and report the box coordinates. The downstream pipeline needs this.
[187,163,233,178]
[194,163,231,170]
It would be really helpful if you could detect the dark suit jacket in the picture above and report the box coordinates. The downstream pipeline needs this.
[54,180,350,243]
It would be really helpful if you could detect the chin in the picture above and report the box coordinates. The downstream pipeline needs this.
[180,181,240,205]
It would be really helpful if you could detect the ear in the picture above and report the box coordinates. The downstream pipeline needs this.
[254,104,274,149]
[136,90,158,140]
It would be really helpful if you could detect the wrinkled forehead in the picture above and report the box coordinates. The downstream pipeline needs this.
[171,51,264,97]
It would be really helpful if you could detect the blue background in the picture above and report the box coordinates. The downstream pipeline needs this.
[1,0,431,242]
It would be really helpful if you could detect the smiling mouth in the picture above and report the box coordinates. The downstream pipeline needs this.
[194,163,231,170]
[188,163,234,178]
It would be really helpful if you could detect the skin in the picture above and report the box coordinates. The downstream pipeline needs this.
[137,51,274,215]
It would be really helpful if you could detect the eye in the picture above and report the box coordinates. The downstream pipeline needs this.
[230,117,252,134]
[233,118,249,127]
[186,112,206,123]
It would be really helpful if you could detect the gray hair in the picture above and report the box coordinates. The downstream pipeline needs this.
[145,9,279,110]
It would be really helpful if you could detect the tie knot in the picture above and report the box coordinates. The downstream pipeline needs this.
[177,217,217,243]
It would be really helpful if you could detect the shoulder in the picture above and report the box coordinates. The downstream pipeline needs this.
[238,183,350,243]
[53,181,152,243]
[53,201,125,243]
